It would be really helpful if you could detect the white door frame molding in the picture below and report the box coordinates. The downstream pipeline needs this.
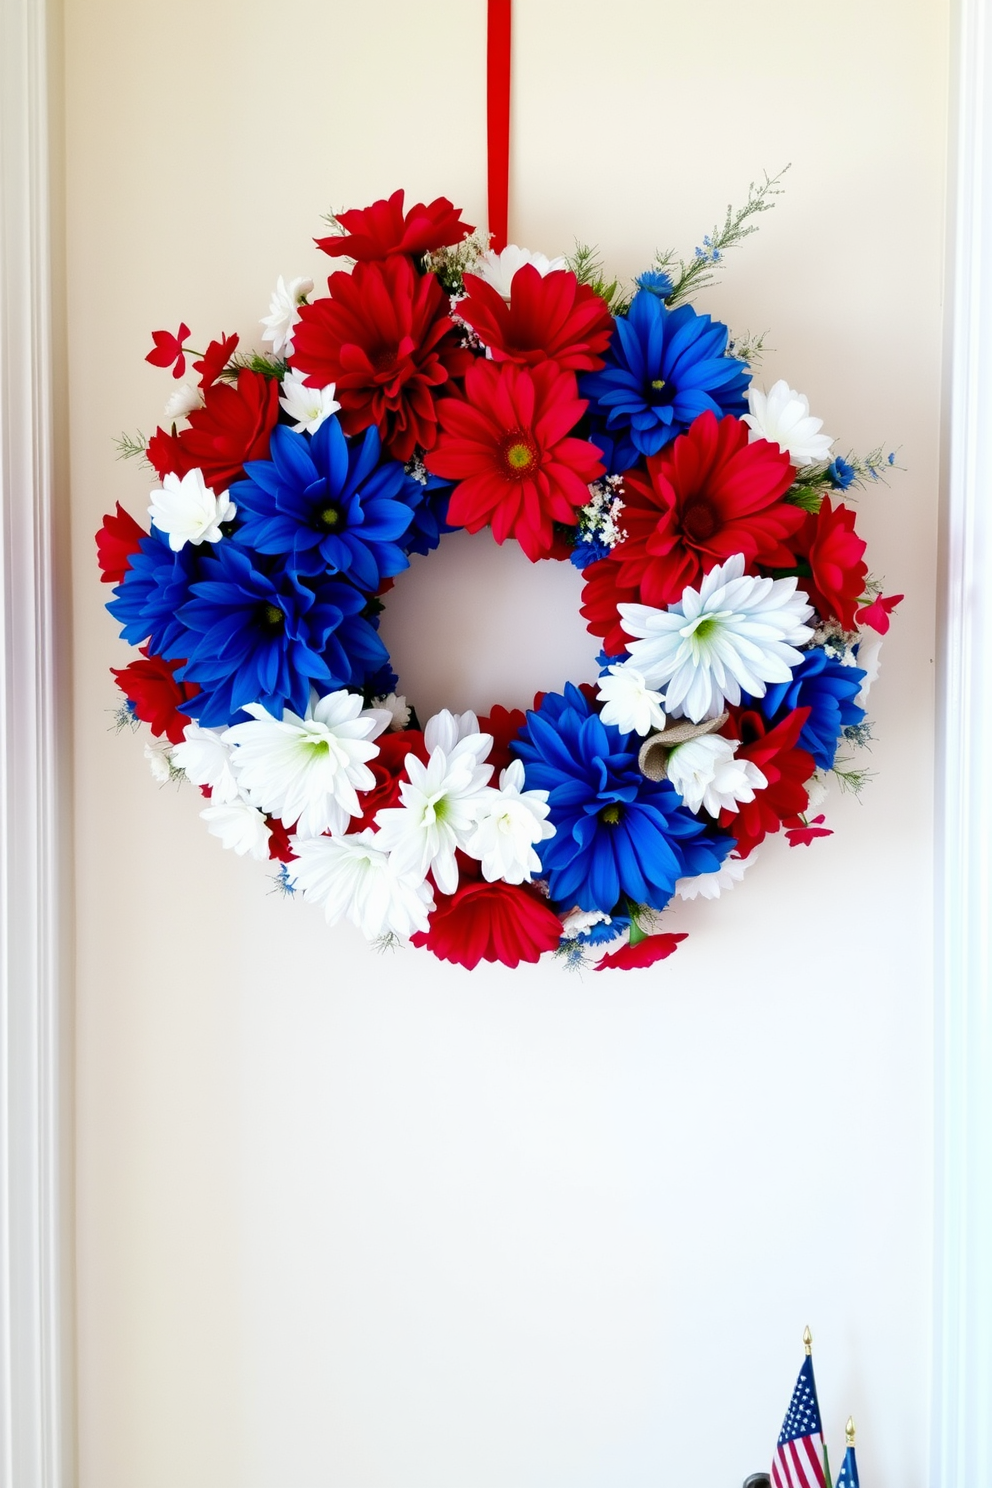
[934,0,992,1484]
[0,0,74,1483]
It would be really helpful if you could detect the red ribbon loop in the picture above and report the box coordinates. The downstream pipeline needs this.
[487,0,512,253]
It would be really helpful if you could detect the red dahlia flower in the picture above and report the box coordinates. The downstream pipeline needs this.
[291,256,471,461]
[459,265,613,373]
[315,189,473,262]
[796,497,868,630]
[351,729,429,833]
[111,651,199,744]
[719,707,815,857]
[594,932,687,970]
[96,501,146,584]
[596,412,802,620]
[412,871,563,970]
[425,359,604,561]
[147,369,279,489]
[145,322,190,378]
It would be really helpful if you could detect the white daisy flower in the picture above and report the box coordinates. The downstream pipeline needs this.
[201,799,271,860]
[464,759,555,884]
[148,467,235,552]
[619,554,814,723]
[171,723,240,803]
[163,382,203,422]
[665,734,767,817]
[144,738,174,783]
[223,691,390,839]
[289,830,434,942]
[278,366,341,435]
[260,274,313,358]
[596,664,667,737]
[743,380,834,466]
[472,244,567,299]
[372,693,412,731]
[676,850,756,901]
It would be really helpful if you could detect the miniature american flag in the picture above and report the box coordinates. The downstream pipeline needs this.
[772,1353,828,1488]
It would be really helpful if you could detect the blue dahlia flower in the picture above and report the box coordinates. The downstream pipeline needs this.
[107,526,201,658]
[579,290,750,471]
[827,457,856,491]
[173,543,388,725]
[230,418,420,593]
[513,684,734,913]
[758,647,866,770]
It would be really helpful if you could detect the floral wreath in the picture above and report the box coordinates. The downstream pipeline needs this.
[97,182,902,972]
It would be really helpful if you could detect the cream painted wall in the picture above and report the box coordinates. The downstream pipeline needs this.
[65,3,948,1485]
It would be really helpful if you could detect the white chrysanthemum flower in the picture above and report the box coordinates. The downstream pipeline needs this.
[148,468,236,552]
[171,723,240,803]
[676,850,756,901]
[144,738,173,782]
[201,800,271,860]
[805,769,830,811]
[743,380,834,466]
[561,908,610,939]
[289,830,434,942]
[619,554,815,723]
[854,634,883,708]
[596,664,667,737]
[373,710,494,895]
[279,366,341,435]
[163,382,203,421]
[665,734,767,817]
[260,274,313,358]
[372,692,411,731]
[473,244,567,299]
[223,692,389,838]
[464,759,554,884]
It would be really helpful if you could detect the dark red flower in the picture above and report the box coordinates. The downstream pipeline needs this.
[783,813,833,847]
[579,557,642,655]
[291,256,471,460]
[412,869,562,969]
[719,707,815,857]
[351,729,429,833]
[459,265,613,373]
[147,369,279,488]
[425,358,604,561]
[597,413,802,622]
[193,332,239,388]
[796,497,868,630]
[111,651,199,743]
[857,592,903,635]
[315,190,473,262]
[594,932,687,970]
[266,816,296,863]
[146,323,190,378]
[96,502,146,584]
[478,705,527,774]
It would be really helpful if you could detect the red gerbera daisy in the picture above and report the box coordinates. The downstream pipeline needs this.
[314,189,473,262]
[594,932,687,970]
[603,412,802,616]
[147,369,279,489]
[290,256,471,461]
[458,265,613,373]
[719,707,815,857]
[796,497,869,630]
[425,359,604,561]
[412,865,563,970]
[96,501,146,584]
[111,650,199,744]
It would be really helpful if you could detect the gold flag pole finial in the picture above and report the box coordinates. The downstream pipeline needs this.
[803,1326,813,1356]
[845,1417,856,1447]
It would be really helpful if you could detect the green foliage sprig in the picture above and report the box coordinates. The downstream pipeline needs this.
[656,165,790,308]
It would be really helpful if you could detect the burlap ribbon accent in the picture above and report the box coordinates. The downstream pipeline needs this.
[637,712,729,781]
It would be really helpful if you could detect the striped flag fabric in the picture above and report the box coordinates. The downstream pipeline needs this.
[772,1353,828,1488]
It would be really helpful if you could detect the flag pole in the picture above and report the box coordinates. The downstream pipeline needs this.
[846,1418,856,1447]
[803,1328,833,1488]
[803,1325,813,1355]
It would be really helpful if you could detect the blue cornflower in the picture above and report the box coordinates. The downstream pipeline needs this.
[634,269,674,298]
[827,457,856,491]
[579,915,630,946]
[758,647,866,770]
[107,525,201,658]
[402,468,457,557]
[513,684,733,913]
[569,537,611,570]
[230,418,418,592]
[173,543,388,725]
[580,290,750,471]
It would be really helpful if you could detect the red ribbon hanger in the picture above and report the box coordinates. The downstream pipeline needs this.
[487,0,512,252]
